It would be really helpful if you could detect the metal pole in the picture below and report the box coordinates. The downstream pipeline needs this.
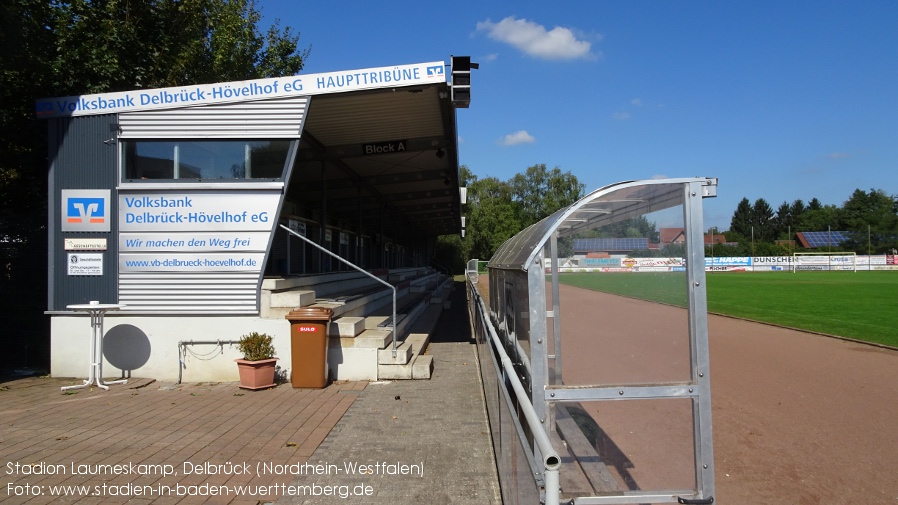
[684,182,716,500]
[286,229,291,275]
[549,233,562,385]
[544,467,560,505]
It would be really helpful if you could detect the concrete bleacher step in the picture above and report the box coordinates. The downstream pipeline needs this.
[262,267,447,381]
[378,354,433,380]
[328,316,366,338]
[378,341,413,365]
[260,290,317,319]
[412,355,434,379]
[376,301,444,380]
[365,315,387,330]
[353,328,393,348]
[260,270,396,320]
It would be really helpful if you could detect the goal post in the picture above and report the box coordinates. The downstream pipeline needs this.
[791,251,857,272]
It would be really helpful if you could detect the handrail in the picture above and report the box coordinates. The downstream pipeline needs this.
[430,259,451,277]
[467,275,560,505]
[279,224,398,357]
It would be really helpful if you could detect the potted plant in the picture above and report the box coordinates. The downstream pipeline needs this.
[235,332,278,390]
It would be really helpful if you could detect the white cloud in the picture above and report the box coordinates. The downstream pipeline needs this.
[483,53,499,62]
[611,111,631,121]
[630,98,644,106]
[499,130,536,146]
[476,16,595,60]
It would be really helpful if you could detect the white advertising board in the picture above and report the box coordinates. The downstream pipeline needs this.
[119,192,279,232]
[37,62,447,118]
[752,256,793,265]
[118,190,279,273]
[119,252,266,273]
[119,232,270,252]
[705,257,752,267]
[634,258,685,268]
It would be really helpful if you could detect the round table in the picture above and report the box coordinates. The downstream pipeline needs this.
[63,303,128,391]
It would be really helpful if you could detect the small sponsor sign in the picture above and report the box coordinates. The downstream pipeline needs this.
[64,238,108,251]
[68,253,103,276]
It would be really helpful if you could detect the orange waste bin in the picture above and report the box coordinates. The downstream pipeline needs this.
[285,307,334,388]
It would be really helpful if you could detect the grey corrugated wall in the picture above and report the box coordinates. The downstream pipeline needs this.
[48,114,119,310]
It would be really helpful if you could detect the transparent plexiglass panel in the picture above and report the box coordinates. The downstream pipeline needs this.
[552,399,697,503]
[548,203,692,387]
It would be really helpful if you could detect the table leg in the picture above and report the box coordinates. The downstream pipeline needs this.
[61,313,97,392]
[60,309,127,391]
[95,310,126,390]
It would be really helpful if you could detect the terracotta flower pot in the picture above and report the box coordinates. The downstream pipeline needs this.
[235,358,278,390]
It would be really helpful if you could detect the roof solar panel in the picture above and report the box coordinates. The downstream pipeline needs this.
[802,231,849,247]
[573,237,649,252]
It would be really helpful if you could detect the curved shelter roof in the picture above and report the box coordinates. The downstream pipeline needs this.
[488,177,718,271]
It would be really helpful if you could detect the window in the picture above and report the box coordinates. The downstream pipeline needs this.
[122,140,292,181]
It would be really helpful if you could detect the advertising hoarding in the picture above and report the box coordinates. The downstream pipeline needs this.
[118,191,280,273]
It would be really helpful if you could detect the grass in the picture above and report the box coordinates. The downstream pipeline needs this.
[558,271,898,348]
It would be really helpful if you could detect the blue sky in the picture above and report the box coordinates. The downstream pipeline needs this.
[262,1,897,231]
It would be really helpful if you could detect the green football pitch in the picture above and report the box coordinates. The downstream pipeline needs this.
[557,271,897,348]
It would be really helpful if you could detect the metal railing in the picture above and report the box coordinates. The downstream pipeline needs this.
[466,267,560,505]
[430,259,452,277]
[279,224,398,356]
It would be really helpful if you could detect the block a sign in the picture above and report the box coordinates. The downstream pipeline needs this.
[61,189,111,232]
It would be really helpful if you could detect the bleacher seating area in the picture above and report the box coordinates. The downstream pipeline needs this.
[260,267,451,380]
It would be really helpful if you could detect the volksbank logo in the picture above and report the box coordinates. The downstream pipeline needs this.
[426,65,444,78]
[67,198,105,224]
[61,189,111,232]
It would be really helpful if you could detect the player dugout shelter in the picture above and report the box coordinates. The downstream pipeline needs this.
[37,59,467,381]
[469,178,718,504]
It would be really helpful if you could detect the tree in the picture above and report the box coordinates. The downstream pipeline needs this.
[510,164,585,226]
[47,0,308,94]
[752,198,775,242]
[790,199,806,218]
[719,190,897,254]
[729,197,753,239]
[465,176,521,260]
[798,204,839,233]
[839,188,898,253]
[599,216,658,239]
[1,0,308,240]
[773,201,792,240]
[444,164,586,263]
